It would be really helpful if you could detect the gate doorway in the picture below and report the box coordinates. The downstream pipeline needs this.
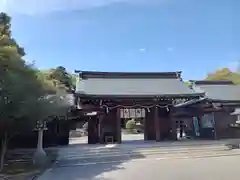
[175,120,187,140]
[68,112,101,145]
[120,108,145,143]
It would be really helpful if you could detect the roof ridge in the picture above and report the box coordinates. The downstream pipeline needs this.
[75,70,182,79]
[190,80,234,85]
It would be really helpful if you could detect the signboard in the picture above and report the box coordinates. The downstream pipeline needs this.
[120,108,146,118]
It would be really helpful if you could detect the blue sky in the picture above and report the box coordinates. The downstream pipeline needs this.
[1,0,239,80]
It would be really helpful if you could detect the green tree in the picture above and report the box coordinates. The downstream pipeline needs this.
[126,119,136,132]
[36,70,59,94]
[0,13,70,171]
[206,68,240,84]
[47,66,74,92]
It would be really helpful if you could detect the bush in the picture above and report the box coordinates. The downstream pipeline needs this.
[83,122,88,130]
[126,119,136,130]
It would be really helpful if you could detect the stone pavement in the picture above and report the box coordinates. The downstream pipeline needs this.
[37,149,240,180]
[68,133,240,148]
[36,138,240,180]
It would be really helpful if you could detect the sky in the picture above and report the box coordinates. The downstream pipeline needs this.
[0,0,239,80]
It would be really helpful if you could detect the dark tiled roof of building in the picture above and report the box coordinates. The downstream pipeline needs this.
[75,71,204,98]
[190,80,234,85]
[75,70,182,79]
[191,80,240,102]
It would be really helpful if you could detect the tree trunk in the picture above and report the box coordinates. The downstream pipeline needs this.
[0,132,8,172]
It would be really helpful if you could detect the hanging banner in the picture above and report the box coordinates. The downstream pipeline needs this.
[141,108,146,117]
[129,109,136,118]
[123,109,130,119]
[135,109,142,118]
[193,117,200,136]
[120,108,146,118]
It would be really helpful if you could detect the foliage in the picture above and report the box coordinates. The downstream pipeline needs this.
[184,81,191,86]
[44,66,75,92]
[83,122,88,130]
[0,12,46,171]
[36,70,59,94]
[126,119,136,130]
[0,13,42,128]
[0,13,72,172]
[205,68,240,84]
[70,73,78,89]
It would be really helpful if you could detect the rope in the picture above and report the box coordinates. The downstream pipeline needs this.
[100,104,170,113]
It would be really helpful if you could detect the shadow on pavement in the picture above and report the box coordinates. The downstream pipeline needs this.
[38,147,146,180]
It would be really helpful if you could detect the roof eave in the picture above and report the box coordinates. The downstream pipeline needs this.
[209,99,240,104]
[190,80,234,85]
[75,93,205,99]
[173,97,207,108]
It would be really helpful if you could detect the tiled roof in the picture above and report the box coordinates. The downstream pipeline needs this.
[75,71,203,97]
[75,70,182,79]
[191,80,240,102]
[191,80,234,85]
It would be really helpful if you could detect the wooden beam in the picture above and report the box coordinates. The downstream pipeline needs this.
[116,108,122,144]
[170,116,177,140]
[98,114,105,144]
[155,107,161,141]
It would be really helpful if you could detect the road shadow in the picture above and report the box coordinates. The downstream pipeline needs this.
[38,148,146,180]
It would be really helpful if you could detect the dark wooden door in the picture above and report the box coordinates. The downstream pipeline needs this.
[88,117,99,144]
[145,108,156,140]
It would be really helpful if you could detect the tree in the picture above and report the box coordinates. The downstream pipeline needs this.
[126,119,136,132]
[205,68,240,84]
[0,14,34,168]
[29,94,72,166]
[0,65,45,170]
[184,81,191,86]
[36,70,59,94]
[0,13,69,171]
[0,12,75,171]
[47,66,74,92]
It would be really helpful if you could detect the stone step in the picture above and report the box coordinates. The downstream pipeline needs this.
[59,144,227,154]
[57,145,229,161]
[55,150,240,167]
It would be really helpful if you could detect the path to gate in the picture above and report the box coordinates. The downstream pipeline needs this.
[60,138,240,161]
[36,138,240,180]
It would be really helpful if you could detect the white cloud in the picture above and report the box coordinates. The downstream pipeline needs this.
[139,48,146,52]
[0,0,170,15]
